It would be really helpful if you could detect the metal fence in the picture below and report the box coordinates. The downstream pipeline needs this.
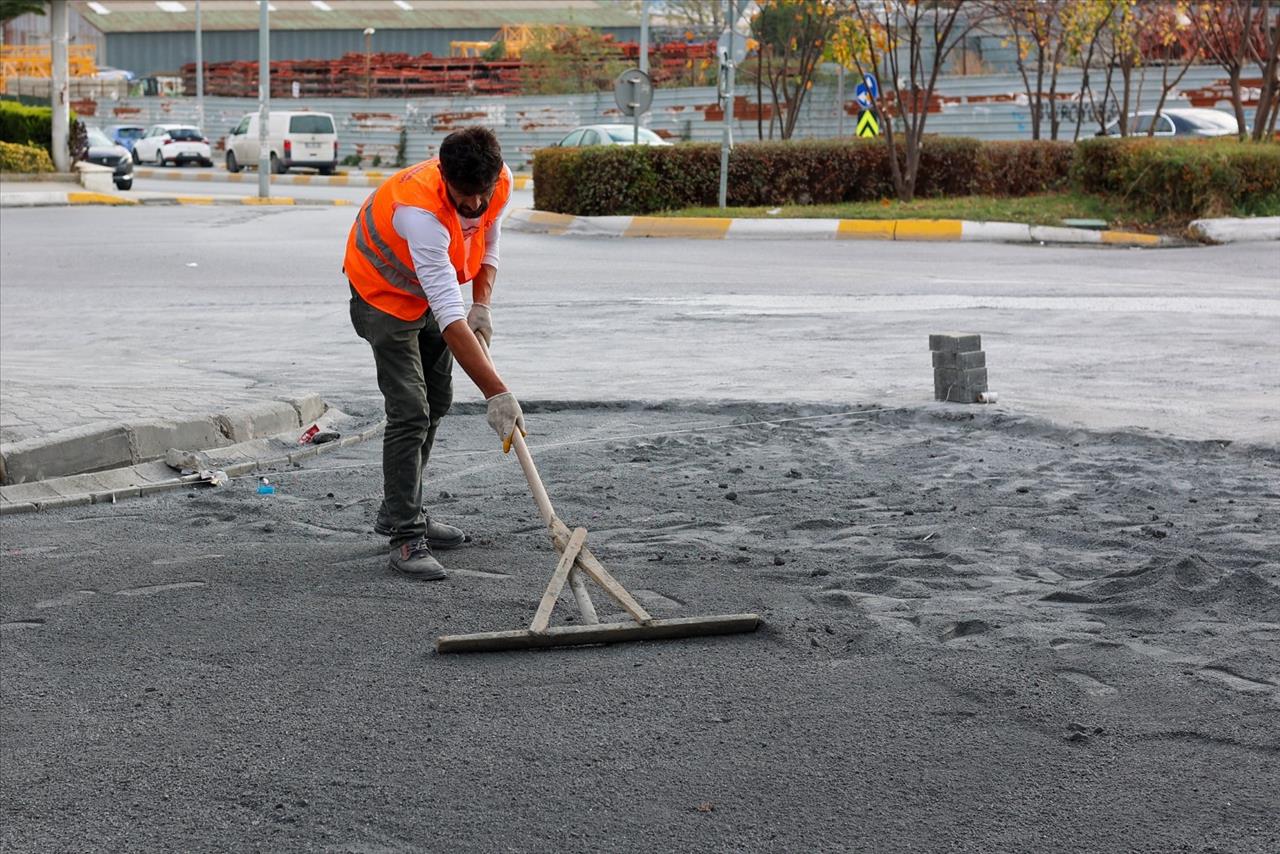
[60,65,1257,170]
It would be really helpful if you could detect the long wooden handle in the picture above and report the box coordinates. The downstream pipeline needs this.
[474,335,556,525]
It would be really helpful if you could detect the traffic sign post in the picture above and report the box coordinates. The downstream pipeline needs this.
[613,68,653,145]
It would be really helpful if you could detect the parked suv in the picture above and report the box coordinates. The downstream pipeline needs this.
[225,111,339,175]
[85,125,135,190]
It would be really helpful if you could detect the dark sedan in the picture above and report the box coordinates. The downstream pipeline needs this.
[85,126,135,190]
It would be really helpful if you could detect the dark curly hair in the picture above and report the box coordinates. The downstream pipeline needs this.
[438,126,503,195]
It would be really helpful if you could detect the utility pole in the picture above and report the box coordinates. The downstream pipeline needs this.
[195,0,205,133]
[638,0,650,75]
[718,0,744,209]
[258,0,270,197]
[837,64,845,137]
[50,0,69,172]
[364,28,375,99]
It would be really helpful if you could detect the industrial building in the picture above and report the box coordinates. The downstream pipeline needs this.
[3,0,642,78]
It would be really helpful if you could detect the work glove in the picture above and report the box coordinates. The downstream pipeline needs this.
[485,391,526,454]
[467,303,493,347]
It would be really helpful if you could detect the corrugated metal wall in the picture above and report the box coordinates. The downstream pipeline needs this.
[72,66,1255,170]
[103,27,642,77]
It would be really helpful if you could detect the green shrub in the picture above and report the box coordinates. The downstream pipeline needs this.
[1073,137,1280,218]
[533,135,1277,218]
[0,140,55,173]
[0,100,53,149]
[0,100,87,164]
[534,136,1073,215]
[976,140,1074,196]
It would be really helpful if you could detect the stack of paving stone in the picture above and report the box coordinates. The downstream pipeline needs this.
[930,333,988,403]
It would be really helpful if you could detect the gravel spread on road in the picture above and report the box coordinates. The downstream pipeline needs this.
[2,404,1277,852]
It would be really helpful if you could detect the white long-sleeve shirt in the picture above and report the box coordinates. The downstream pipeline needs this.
[390,166,511,330]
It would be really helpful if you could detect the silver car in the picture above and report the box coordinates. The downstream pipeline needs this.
[556,124,673,147]
[1102,108,1241,137]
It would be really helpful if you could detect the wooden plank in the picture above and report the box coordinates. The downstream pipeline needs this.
[568,568,599,625]
[437,614,762,654]
[529,527,586,634]
[550,520,652,625]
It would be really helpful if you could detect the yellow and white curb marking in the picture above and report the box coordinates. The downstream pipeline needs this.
[132,168,533,191]
[506,209,1169,247]
[0,192,353,207]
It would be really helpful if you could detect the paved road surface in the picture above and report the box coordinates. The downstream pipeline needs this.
[1,204,1276,444]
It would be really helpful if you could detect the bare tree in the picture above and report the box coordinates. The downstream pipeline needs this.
[1191,0,1269,139]
[1140,1,1203,137]
[659,0,731,39]
[837,0,994,201]
[1254,0,1280,140]
[990,0,1070,140]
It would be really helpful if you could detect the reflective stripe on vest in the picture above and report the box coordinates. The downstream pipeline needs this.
[353,200,422,298]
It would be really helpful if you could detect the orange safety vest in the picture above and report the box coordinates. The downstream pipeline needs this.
[343,158,512,321]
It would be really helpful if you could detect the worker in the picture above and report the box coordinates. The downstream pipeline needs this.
[345,126,525,580]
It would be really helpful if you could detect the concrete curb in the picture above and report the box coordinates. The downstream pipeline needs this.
[0,191,354,208]
[1187,216,1280,244]
[0,417,385,515]
[0,394,327,485]
[504,209,1172,247]
[130,167,533,191]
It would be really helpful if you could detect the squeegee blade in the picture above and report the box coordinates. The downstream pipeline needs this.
[436,613,761,654]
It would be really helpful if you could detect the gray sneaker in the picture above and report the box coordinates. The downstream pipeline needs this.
[374,504,468,549]
[389,537,447,580]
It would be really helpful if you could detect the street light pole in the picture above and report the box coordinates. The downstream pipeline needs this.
[195,0,205,134]
[639,0,650,75]
[258,0,270,197]
[50,0,69,172]
[364,28,376,100]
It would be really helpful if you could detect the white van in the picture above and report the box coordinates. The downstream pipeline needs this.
[225,110,339,174]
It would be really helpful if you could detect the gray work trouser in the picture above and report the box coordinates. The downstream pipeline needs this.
[349,285,453,546]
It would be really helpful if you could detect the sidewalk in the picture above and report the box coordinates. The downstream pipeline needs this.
[505,208,1180,247]
[130,166,533,190]
[0,181,353,207]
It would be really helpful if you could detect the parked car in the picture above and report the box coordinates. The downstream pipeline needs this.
[556,124,672,147]
[1101,108,1241,138]
[104,122,146,151]
[131,124,213,167]
[105,124,146,152]
[224,110,339,174]
[84,126,134,190]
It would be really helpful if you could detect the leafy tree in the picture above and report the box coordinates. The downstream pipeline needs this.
[749,0,839,140]
[521,26,629,95]
[0,1,46,25]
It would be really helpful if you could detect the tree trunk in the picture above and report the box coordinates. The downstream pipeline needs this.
[1229,66,1247,140]
[1252,10,1280,141]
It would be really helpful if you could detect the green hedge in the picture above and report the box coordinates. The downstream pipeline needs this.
[533,136,1277,219]
[0,140,55,173]
[1073,137,1280,218]
[0,100,53,149]
[533,137,1074,214]
[0,100,88,164]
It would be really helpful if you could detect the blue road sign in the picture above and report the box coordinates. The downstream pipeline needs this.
[864,73,879,98]
[855,83,872,109]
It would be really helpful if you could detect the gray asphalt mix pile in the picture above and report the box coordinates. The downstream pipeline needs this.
[2,404,1277,852]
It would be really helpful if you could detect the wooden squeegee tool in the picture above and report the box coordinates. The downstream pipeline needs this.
[436,341,761,654]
